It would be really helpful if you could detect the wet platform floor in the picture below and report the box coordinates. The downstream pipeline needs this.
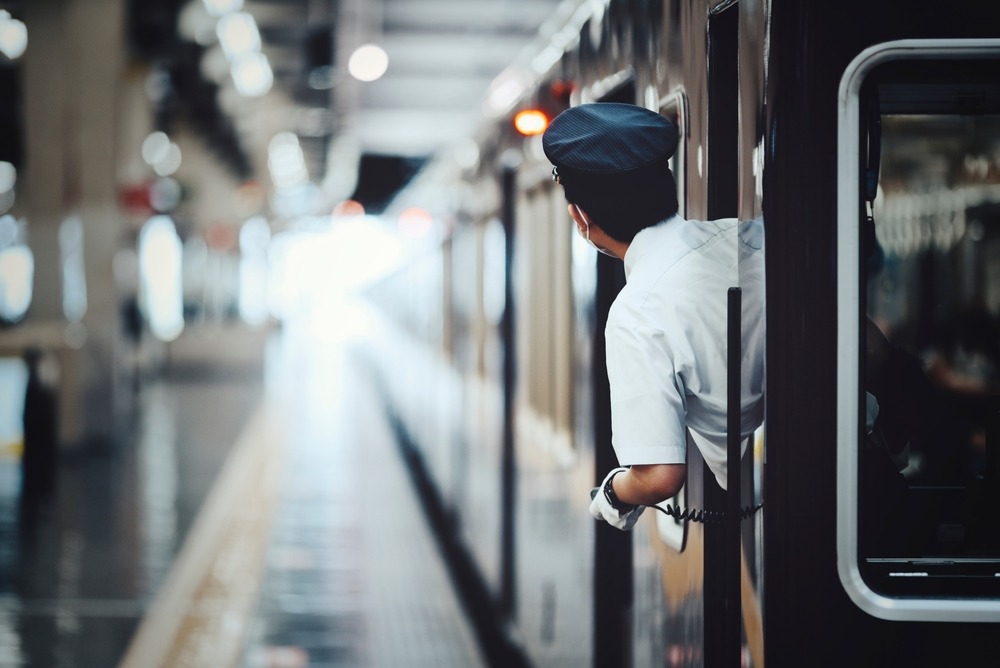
[0,300,486,667]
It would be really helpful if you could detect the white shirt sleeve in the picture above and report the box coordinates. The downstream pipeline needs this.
[605,316,688,466]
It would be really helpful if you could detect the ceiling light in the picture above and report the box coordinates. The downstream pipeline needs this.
[348,44,389,82]
[216,12,260,59]
[141,132,171,166]
[201,0,244,18]
[0,161,16,193]
[0,11,27,60]
[231,52,272,97]
[141,132,183,176]
[153,144,183,177]
[178,2,219,45]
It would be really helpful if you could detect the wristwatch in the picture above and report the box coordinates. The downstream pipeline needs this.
[603,469,634,513]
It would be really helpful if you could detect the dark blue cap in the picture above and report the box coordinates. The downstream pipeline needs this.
[541,103,679,238]
[542,102,678,179]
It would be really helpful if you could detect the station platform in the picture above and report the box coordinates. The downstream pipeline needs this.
[0,298,488,667]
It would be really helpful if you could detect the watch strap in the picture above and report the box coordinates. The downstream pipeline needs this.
[603,469,634,513]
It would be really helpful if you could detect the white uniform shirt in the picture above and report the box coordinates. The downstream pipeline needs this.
[606,214,765,489]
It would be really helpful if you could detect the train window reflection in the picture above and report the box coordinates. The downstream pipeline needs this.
[482,218,506,327]
[60,215,86,323]
[0,242,31,325]
[861,107,1000,597]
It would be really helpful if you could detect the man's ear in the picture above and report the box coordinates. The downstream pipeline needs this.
[568,203,589,232]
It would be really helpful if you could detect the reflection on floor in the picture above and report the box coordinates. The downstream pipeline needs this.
[0,298,486,668]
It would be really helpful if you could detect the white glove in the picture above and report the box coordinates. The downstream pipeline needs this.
[589,467,645,531]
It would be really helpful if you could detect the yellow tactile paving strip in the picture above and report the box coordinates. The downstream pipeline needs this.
[118,399,287,668]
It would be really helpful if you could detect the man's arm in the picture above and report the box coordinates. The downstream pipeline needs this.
[612,463,686,506]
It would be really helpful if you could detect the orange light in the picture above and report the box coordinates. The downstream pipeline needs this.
[513,109,549,136]
[332,199,365,218]
[398,207,433,237]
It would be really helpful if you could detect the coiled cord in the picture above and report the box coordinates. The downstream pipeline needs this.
[649,502,763,524]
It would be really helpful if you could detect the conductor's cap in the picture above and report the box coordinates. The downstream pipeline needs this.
[542,102,678,185]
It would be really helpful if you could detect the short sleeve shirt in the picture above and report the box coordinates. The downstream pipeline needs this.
[606,214,765,489]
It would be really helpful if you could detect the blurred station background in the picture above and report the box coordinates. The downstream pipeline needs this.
[0,0,567,666]
[4,1,1000,667]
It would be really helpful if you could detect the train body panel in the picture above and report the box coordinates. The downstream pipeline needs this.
[763,2,1000,665]
[370,0,1000,665]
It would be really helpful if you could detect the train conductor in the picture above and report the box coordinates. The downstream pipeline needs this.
[542,102,765,530]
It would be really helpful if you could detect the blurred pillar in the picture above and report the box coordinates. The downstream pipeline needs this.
[21,0,128,449]
[21,2,65,321]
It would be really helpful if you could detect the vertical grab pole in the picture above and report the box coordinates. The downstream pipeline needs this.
[726,287,743,666]
[499,160,517,620]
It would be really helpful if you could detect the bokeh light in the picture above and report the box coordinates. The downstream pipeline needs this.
[348,44,389,82]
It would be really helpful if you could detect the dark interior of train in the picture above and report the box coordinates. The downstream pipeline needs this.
[859,58,1000,596]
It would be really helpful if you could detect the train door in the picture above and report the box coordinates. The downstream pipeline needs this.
[837,40,1000,625]
[705,3,759,667]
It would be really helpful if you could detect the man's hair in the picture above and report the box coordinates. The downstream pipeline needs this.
[562,157,679,243]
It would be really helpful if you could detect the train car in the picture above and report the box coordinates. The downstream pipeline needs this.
[366,0,1000,665]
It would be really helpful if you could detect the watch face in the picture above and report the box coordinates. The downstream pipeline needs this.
[603,484,617,508]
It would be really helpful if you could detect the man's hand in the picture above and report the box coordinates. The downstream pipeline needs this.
[589,467,645,531]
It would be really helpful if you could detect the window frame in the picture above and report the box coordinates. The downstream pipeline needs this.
[836,38,1000,622]
[653,88,690,553]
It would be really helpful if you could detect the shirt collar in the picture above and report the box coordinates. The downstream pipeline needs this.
[623,214,681,279]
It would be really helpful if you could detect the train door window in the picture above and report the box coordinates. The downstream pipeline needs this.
[837,39,1000,620]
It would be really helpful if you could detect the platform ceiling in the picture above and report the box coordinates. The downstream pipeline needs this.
[131,0,569,212]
